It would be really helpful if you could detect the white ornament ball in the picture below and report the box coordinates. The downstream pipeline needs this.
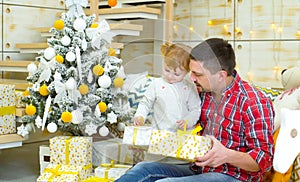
[61,35,71,46]
[73,18,87,31]
[66,51,76,62]
[65,77,76,90]
[99,125,109,136]
[98,75,112,88]
[71,109,83,124]
[27,62,37,73]
[44,47,56,60]
[117,122,126,131]
[47,122,58,133]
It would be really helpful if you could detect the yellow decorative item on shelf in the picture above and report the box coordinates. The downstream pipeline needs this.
[0,84,16,135]
[49,136,93,167]
[37,163,91,182]
[95,160,131,181]
[61,111,72,123]
[148,125,212,161]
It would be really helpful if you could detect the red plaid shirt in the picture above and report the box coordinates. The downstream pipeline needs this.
[198,71,274,182]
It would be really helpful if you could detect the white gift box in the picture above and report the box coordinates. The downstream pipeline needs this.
[95,161,131,180]
[122,126,153,146]
[39,145,50,174]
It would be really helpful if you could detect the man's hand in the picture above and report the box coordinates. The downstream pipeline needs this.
[176,120,186,129]
[194,135,228,168]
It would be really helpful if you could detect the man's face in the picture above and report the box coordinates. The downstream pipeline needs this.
[189,59,215,92]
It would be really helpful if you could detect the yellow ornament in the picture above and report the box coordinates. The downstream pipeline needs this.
[90,23,98,28]
[55,54,64,63]
[108,48,116,56]
[54,19,64,30]
[23,89,30,96]
[61,111,72,123]
[98,101,107,113]
[39,84,49,96]
[78,84,89,95]
[93,65,104,76]
[113,77,124,88]
[25,104,36,116]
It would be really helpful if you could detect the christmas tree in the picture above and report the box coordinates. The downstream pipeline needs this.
[18,0,132,137]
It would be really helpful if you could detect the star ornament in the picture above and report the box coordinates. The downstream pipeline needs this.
[107,111,117,124]
[85,123,98,136]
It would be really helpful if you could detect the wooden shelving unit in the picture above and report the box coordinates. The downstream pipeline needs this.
[0,134,25,149]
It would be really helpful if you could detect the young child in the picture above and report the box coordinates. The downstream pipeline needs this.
[133,43,201,132]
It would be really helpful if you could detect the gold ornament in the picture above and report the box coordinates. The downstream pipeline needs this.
[61,111,72,123]
[78,84,89,95]
[90,23,98,28]
[25,104,36,116]
[23,89,30,96]
[54,19,64,30]
[39,84,49,96]
[108,0,117,7]
[55,54,64,63]
[98,101,107,113]
[92,65,104,76]
[108,48,116,56]
[113,77,124,88]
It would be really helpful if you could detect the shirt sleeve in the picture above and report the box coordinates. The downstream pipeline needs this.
[134,79,156,120]
[244,97,274,173]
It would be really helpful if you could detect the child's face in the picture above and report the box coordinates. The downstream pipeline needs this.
[163,64,187,84]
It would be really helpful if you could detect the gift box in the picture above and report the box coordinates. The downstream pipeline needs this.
[50,136,92,166]
[148,129,212,161]
[39,145,50,174]
[95,160,131,180]
[122,126,153,146]
[37,163,92,182]
[93,138,144,166]
[0,84,16,135]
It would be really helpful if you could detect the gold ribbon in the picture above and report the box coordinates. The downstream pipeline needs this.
[84,176,113,182]
[132,127,138,145]
[97,160,131,182]
[44,164,80,181]
[0,106,16,116]
[65,137,72,165]
[176,120,203,158]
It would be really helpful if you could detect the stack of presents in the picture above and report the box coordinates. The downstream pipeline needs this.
[38,125,212,181]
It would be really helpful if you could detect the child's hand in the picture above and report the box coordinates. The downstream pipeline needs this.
[133,116,145,126]
[176,120,186,129]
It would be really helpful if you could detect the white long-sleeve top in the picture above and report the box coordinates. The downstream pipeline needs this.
[134,77,201,132]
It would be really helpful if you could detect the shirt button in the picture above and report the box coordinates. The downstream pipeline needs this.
[214,113,217,116]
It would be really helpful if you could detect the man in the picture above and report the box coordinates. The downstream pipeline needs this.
[116,38,274,182]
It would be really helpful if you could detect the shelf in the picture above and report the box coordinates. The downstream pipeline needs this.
[0,134,25,149]
[0,60,36,72]
[0,79,31,91]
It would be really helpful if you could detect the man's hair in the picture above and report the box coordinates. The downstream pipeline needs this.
[190,38,236,76]
[161,43,191,72]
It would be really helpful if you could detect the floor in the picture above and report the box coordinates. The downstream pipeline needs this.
[0,140,48,182]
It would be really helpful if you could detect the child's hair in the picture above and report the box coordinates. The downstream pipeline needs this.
[161,43,191,72]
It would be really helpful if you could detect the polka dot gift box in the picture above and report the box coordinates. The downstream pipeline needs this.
[148,129,212,161]
[0,84,16,135]
[49,136,93,168]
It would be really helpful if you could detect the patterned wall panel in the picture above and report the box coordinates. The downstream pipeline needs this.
[235,41,300,88]
[236,0,300,40]
[3,0,65,9]
[3,5,64,52]
[173,0,234,41]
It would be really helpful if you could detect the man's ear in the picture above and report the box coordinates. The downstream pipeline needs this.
[218,70,228,81]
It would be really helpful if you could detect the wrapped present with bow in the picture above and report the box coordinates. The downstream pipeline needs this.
[50,136,92,168]
[122,126,153,146]
[95,160,132,181]
[0,84,16,135]
[148,123,212,161]
[37,163,91,182]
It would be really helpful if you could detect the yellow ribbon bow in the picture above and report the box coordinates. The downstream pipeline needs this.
[0,106,16,116]
[44,164,80,181]
[176,120,203,158]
